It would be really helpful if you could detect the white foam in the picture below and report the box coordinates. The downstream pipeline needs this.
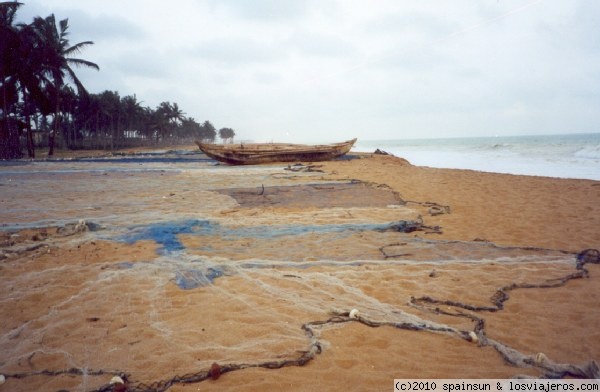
[355,133,600,180]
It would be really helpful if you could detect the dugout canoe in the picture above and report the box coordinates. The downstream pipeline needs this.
[195,138,357,165]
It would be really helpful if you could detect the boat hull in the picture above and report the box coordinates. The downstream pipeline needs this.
[195,138,357,165]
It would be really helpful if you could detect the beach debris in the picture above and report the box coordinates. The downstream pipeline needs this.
[468,331,479,344]
[429,269,437,278]
[110,375,125,385]
[114,383,127,391]
[373,148,391,155]
[1,229,46,247]
[576,248,599,269]
[110,375,128,392]
[372,150,413,166]
[406,200,451,216]
[56,219,103,237]
[0,374,5,384]
[0,242,48,260]
[284,163,324,173]
[376,219,442,236]
[535,352,548,365]
[209,363,221,380]
[31,232,48,241]
[428,205,448,216]
[378,220,422,233]
[349,308,360,319]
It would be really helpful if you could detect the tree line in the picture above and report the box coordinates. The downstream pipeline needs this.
[0,2,235,159]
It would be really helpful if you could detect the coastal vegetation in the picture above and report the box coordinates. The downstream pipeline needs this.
[0,2,234,159]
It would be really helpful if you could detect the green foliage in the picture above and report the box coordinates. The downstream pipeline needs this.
[219,127,235,143]
[0,2,233,158]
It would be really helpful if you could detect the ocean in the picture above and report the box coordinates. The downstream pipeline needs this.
[354,133,600,181]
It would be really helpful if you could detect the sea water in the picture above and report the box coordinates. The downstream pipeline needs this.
[354,133,600,180]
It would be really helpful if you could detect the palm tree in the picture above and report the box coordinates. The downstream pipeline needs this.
[155,101,185,142]
[121,94,144,140]
[152,103,170,143]
[59,85,77,147]
[180,116,202,139]
[31,14,99,155]
[95,90,121,149]
[201,120,216,142]
[0,1,24,158]
[219,127,235,144]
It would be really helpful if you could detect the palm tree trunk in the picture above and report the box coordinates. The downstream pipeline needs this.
[48,122,56,155]
[0,72,15,159]
[23,105,35,158]
[48,90,60,156]
[22,91,35,158]
[0,77,8,158]
[26,119,35,158]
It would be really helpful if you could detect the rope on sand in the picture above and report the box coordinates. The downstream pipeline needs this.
[6,311,461,392]
[4,249,599,391]
[409,248,600,379]
[410,248,599,313]
[405,200,451,216]
[379,238,576,260]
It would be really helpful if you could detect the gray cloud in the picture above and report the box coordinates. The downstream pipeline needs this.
[62,11,144,42]
[11,0,600,141]
[15,2,143,42]
[364,10,458,40]
[209,0,313,21]
[285,29,358,58]
[107,47,173,79]
[192,37,283,65]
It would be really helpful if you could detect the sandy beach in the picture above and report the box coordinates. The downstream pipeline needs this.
[0,149,599,391]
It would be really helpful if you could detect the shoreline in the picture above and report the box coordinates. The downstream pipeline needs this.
[13,142,599,181]
[353,132,600,181]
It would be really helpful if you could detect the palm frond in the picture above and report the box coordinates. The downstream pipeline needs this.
[59,18,69,35]
[64,41,95,55]
[67,58,99,71]
[65,66,87,95]
[46,14,58,40]
[0,1,24,25]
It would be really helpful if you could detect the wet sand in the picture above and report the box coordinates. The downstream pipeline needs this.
[0,150,599,391]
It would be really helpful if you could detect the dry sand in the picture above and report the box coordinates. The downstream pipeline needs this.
[322,154,600,252]
[0,150,599,391]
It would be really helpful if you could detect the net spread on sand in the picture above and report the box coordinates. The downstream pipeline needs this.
[3,249,599,391]
[1,154,599,391]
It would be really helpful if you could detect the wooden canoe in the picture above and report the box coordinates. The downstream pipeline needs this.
[195,138,357,165]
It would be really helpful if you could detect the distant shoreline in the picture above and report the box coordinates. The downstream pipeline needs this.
[354,132,600,181]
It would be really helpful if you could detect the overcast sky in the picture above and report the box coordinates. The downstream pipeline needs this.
[16,0,600,142]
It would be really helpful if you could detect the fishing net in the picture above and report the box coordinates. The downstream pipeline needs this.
[1,156,599,391]
[3,224,598,391]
